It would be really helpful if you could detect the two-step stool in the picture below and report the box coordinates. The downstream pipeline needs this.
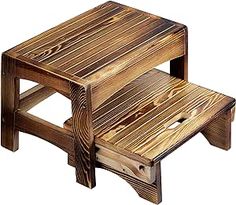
[1,1,235,204]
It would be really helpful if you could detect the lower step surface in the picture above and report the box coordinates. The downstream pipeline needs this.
[64,69,235,166]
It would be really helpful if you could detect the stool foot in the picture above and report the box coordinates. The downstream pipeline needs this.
[68,154,162,204]
[202,108,233,150]
[100,163,162,204]
[1,54,19,152]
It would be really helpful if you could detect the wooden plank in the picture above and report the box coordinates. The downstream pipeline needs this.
[70,83,96,188]
[14,55,87,96]
[19,85,55,111]
[5,2,187,113]
[45,11,145,65]
[91,30,185,110]
[170,26,188,80]
[28,6,125,60]
[64,70,234,166]
[66,19,168,75]
[76,21,177,77]
[68,145,155,184]
[12,1,116,54]
[96,145,155,183]
[93,72,172,135]
[15,111,74,154]
[56,15,158,73]
[107,83,199,146]
[143,97,235,162]
[202,108,232,150]
[1,53,19,151]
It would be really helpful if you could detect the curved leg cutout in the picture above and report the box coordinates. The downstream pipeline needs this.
[202,108,233,150]
[100,163,162,204]
[68,154,162,204]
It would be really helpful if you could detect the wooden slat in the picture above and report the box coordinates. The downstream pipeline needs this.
[64,69,235,165]
[15,111,74,154]
[12,1,116,54]
[57,16,158,73]
[91,30,185,110]
[66,19,168,75]
[107,84,201,146]
[6,1,187,112]
[19,85,55,111]
[143,97,234,163]
[14,55,87,95]
[77,22,177,77]
[93,71,172,135]
[28,6,124,60]
[44,11,145,65]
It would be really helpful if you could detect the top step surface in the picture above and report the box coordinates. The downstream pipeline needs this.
[9,1,184,78]
[5,1,187,110]
[64,69,235,166]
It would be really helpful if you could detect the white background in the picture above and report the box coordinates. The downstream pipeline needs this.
[0,0,236,205]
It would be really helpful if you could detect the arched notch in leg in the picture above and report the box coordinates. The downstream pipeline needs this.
[129,163,162,204]
[68,153,162,204]
[100,163,162,204]
[202,108,234,150]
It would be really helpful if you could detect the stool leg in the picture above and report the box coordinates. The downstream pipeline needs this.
[70,83,96,189]
[128,163,162,204]
[1,54,20,151]
[68,154,162,204]
[170,27,188,81]
[101,163,162,204]
[202,108,233,150]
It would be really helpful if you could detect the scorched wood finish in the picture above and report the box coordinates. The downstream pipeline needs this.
[1,1,235,204]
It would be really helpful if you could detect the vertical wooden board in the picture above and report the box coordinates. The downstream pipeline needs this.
[1,53,19,151]
[170,26,188,80]
[70,83,96,188]
[202,108,232,150]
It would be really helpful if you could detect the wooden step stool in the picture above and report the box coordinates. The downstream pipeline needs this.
[1,1,235,204]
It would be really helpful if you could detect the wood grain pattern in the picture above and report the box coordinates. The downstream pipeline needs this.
[68,155,162,204]
[99,163,162,204]
[64,69,235,166]
[202,108,232,150]
[1,2,235,204]
[70,83,96,188]
[90,29,185,109]
[15,111,74,154]
[170,26,188,80]
[69,144,156,184]
[5,1,187,110]
[15,110,154,183]
[19,84,55,111]
[1,53,19,151]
